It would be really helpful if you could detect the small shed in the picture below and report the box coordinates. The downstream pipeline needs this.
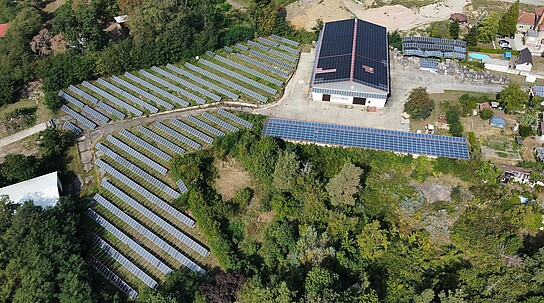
[450,13,468,23]
[478,102,491,112]
[503,52,512,59]
[490,115,506,128]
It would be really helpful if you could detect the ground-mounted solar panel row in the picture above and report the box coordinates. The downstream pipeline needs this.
[106,135,168,175]
[199,58,278,95]
[205,50,215,57]
[97,100,127,120]
[63,121,83,136]
[166,64,239,100]
[137,126,186,155]
[139,70,196,106]
[187,116,225,137]
[87,254,139,300]
[61,105,97,129]
[69,85,126,120]
[96,143,180,199]
[151,66,218,103]
[236,54,289,78]
[95,159,195,228]
[60,91,110,123]
[202,112,239,132]
[210,53,284,86]
[155,122,201,150]
[111,76,174,111]
[119,129,172,162]
[96,78,159,113]
[268,49,297,63]
[257,37,279,47]
[185,62,268,103]
[69,85,99,104]
[217,109,254,128]
[87,208,173,275]
[171,119,214,144]
[249,50,295,70]
[91,233,158,289]
[235,43,249,51]
[93,194,205,274]
[101,180,209,257]
[124,72,188,107]
[59,91,85,108]
[224,46,233,53]
[278,44,300,55]
[270,34,300,47]
[82,81,144,117]
[176,180,189,194]
[247,40,270,51]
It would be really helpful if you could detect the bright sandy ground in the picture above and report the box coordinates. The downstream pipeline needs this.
[287,0,469,31]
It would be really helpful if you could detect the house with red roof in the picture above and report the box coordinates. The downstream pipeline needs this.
[450,13,467,24]
[0,24,9,38]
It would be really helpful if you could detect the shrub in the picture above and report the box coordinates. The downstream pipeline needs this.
[446,107,464,137]
[519,125,532,138]
[480,109,493,120]
[404,87,435,120]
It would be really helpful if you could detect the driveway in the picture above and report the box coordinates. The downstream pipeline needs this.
[0,122,47,149]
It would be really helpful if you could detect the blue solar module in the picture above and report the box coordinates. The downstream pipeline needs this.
[82,81,143,116]
[111,75,174,110]
[166,64,239,100]
[268,49,297,63]
[124,72,189,107]
[270,34,300,47]
[419,58,438,70]
[68,85,99,104]
[63,121,83,137]
[235,43,249,51]
[176,180,188,194]
[257,37,279,47]
[247,40,270,51]
[533,86,544,97]
[249,50,295,70]
[262,118,470,160]
[96,78,159,113]
[87,254,139,300]
[217,109,254,128]
[236,54,290,78]
[119,129,172,162]
[139,70,201,105]
[61,105,97,129]
[150,66,219,103]
[210,54,284,86]
[171,119,214,144]
[224,46,233,53]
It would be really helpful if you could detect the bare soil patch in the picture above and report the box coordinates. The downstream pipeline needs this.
[214,158,253,200]
[410,176,457,203]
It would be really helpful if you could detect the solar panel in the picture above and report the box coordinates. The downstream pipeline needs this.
[68,85,99,104]
[187,116,225,137]
[96,101,126,120]
[155,122,201,150]
[185,62,268,102]
[247,40,270,51]
[96,143,179,199]
[139,70,201,105]
[263,118,470,159]
[150,66,219,102]
[211,54,284,86]
[81,81,143,116]
[217,109,253,128]
[201,112,239,132]
[95,159,195,228]
[61,105,97,129]
[59,91,111,124]
[111,75,174,110]
[205,50,215,57]
[124,72,188,107]
[533,86,544,97]
[119,129,172,162]
[235,43,249,51]
[87,208,172,275]
[268,49,297,62]
[93,194,205,273]
[224,46,233,53]
[91,234,158,289]
[165,64,239,100]
[59,91,85,108]
[87,254,139,300]
[171,119,214,144]
[236,54,289,78]
[270,34,299,47]
[176,179,188,194]
[257,37,279,47]
[63,121,83,136]
[278,44,300,55]
[249,50,295,70]
[96,78,159,113]
[106,135,167,175]
[101,180,209,257]
[137,126,186,155]
[419,58,438,70]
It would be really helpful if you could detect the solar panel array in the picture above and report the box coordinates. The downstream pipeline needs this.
[151,66,219,102]
[95,159,194,227]
[111,76,174,110]
[61,105,97,129]
[97,100,127,120]
[235,43,249,51]
[236,54,289,78]
[139,70,199,106]
[91,234,158,289]
[155,122,201,150]
[137,126,186,155]
[59,91,84,107]
[402,36,466,47]
[96,78,159,113]
[217,109,254,128]
[176,179,188,194]
[224,46,233,53]
[257,37,279,47]
[402,36,466,60]
[59,91,111,123]
[87,208,173,275]
[263,118,470,159]
[187,116,225,137]
[119,129,172,162]
[185,62,268,102]
[106,135,168,175]
[69,85,99,104]
[249,50,295,70]
[63,121,83,136]
[87,254,139,300]
[419,58,438,70]
[202,112,239,132]
[211,54,283,86]
[101,180,209,257]
[533,86,544,97]
[171,119,214,144]
[278,44,300,55]
[247,40,270,51]
[166,64,239,100]
[268,49,297,63]
[270,34,300,47]
[93,194,205,274]
[82,81,143,116]
[124,72,188,107]
[69,84,126,120]
[96,143,179,199]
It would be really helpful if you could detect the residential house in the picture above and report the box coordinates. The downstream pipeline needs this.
[514,48,533,71]
[518,11,536,34]
[450,13,468,24]
[498,165,532,184]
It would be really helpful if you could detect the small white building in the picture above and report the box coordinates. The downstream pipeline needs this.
[310,18,390,108]
[0,171,62,208]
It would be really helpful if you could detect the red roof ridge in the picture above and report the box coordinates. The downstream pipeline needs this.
[0,23,9,38]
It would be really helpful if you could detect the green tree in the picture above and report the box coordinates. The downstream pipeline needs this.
[477,13,500,42]
[404,87,435,120]
[464,25,478,47]
[272,150,299,192]
[287,226,335,267]
[446,106,464,137]
[449,20,460,39]
[427,20,451,38]
[498,0,519,37]
[305,267,339,301]
[458,93,478,116]
[388,30,402,50]
[0,154,40,183]
[357,221,389,260]
[325,163,363,206]
[499,84,529,113]
[480,108,493,120]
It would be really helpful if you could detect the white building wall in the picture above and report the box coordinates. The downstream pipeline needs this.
[312,92,323,101]
[330,95,353,104]
[516,63,533,72]
[365,97,387,108]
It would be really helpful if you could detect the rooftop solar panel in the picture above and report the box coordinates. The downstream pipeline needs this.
[262,118,470,159]
[533,86,544,97]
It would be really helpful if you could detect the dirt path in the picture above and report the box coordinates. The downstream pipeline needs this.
[0,122,46,149]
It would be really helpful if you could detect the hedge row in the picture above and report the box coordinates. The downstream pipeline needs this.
[467,47,520,55]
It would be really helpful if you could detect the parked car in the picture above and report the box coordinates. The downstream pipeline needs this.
[498,40,510,47]
[501,46,512,50]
